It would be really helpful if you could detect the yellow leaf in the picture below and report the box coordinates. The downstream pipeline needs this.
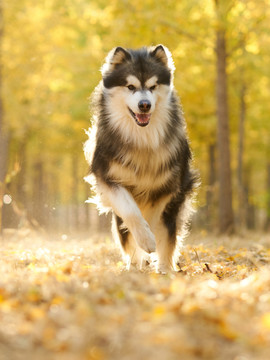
[42,325,56,343]
[134,292,146,302]
[237,265,245,271]
[86,346,105,360]
[59,261,73,274]
[153,305,166,319]
[218,322,238,340]
[27,306,45,320]
[27,262,36,270]
[150,333,170,345]
[18,321,33,335]
[55,273,70,282]
[261,313,270,330]
[27,288,42,303]
[51,296,64,305]
[170,279,185,294]
[182,302,199,314]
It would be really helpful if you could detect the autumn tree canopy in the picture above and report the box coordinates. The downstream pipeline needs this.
[1,0,270,233]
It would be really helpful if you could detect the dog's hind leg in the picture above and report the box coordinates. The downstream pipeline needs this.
[154,196,185,273]
[155,219,177,273]
[156,194,192,273]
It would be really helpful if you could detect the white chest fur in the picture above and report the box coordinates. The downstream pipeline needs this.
[107,144,176,202]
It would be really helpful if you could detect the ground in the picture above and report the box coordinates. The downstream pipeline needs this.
[0,230,270,360]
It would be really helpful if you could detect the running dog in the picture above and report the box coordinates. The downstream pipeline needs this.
[84,45,198,273]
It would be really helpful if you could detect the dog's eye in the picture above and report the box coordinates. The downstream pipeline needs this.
[127,85,136,91]
[149,85,156,91]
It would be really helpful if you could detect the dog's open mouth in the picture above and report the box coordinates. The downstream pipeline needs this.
[128,108,151,127]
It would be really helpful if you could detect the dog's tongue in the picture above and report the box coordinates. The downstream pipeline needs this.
[136,113,151,124]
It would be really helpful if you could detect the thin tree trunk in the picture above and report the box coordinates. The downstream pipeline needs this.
[245,186,255,230]
[16,139,28,207]
[32,161,45,226]
[0,2,10,234]
[84,182,90,231]
[72,155,79,230]
[0,135,9,234]
[237,83,246,229]
[206,143,216,229]
[265,162,270,231]
[215,0,234,234]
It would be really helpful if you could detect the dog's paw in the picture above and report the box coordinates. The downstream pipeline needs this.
[124,252,151,271]
[156,263,170,275]
[134,222,156,253]
[156,261,177,275]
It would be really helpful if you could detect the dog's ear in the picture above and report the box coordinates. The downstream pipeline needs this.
[110,47,131,66]
[102,47,131,76]
[150,45,175,72]
[150,45,168,65]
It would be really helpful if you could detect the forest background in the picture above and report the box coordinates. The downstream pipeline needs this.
[0,0,270,235]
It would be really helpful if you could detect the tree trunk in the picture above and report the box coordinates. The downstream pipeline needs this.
[0,3,10,234]
[237,83,246,230]
[214,0,234,234]
[206,143,216,229]
[71,155,79,230]
[244,186,255,230]
[84,182,90,231]
[265,162,270,231]
[16,138,28,207]
[32,161,45,226]
[0,131,10,234]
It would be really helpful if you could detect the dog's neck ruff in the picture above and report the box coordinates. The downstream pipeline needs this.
[110,110,168,149]
[104,89,172,150]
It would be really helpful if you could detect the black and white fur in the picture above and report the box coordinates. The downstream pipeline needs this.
[84,45,197,273]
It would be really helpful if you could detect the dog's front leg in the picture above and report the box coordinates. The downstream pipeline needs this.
[98,181,156,253]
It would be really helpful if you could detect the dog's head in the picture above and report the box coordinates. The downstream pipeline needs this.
[101,45,175,127]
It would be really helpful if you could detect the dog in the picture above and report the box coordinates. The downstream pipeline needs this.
[84,45,198,273]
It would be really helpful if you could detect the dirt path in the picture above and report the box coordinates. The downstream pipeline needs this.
[0,231,270,360]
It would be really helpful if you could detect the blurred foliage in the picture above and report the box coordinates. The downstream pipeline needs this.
[1,0,270,226]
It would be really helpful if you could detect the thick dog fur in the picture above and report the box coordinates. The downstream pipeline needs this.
[84,45,197,273]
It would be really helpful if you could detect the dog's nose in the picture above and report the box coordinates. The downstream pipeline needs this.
[138,100,151,112]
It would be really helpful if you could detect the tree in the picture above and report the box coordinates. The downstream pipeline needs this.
[2,0,270,233]
[0,1,10,233]
[214,0,234,233]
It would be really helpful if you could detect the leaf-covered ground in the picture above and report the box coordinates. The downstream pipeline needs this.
[0,231,270,360]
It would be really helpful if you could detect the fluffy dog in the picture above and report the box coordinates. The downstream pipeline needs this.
[84,45,197,272]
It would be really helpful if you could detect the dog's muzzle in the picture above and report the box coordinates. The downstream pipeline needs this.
[128,100,151,127]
